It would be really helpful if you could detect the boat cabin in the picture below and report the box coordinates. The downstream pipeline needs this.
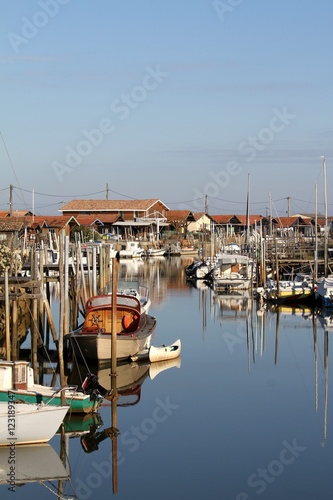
[82,294,142,335]
[0,360,34,391]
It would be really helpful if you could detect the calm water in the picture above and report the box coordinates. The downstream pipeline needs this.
[2,257,333,499]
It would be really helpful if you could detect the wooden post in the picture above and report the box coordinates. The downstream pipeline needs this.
[111,257,118,375]
[31,248,38,383]
[5,268,11,361]
[92,245,97,296]
[11,299,18,361]
[275,239,279,296]
[38,247,45,344]
[58,235,66,406]
[99,246,104,293]
[64,235,69,336]
[41,287,59,344]
[78,241,87,305]
[111,255,118,494]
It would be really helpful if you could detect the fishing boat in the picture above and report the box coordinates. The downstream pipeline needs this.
[205,252,254,292]
[316,276,333,308]
[258,274,315,304]
[0,360,103,413]
[0,402,69,446]
[130,339,181,362]
[67,293,156,362]
[146,246,166,257]
[119,241,145,258]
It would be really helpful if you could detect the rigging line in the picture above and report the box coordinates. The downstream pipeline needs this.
[0,131,29,210]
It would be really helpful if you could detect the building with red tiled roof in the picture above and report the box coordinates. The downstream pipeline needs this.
[60,199,169,219]
[60,199,170,240]
[0,219,25,242]
[166,210,196,235]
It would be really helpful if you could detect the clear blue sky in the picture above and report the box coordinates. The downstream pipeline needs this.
[1,0,333,217]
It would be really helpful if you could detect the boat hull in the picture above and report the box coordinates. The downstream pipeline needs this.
[0,403,69,446]
[71,314,156,362]
[213,277,251,292]
[0,391,99,413]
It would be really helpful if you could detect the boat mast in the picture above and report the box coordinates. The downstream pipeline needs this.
[321,156,328,277]
[245,173,250,251]
[314,183,318,281]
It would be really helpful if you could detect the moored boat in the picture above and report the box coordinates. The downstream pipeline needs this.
[119,241,145,258]
[258,274,315,304]
[104,278,151,313]
[0,360,103,413]
[316,275,333,308]
[130,339,181,362]
[0,402,69,446]
[66,293,156,362]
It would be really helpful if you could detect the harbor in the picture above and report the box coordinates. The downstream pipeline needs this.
[1,255,333,498]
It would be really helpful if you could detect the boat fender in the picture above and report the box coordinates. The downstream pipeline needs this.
[122,314,139,331]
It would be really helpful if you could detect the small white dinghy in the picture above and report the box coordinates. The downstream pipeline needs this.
[131,339,181,363]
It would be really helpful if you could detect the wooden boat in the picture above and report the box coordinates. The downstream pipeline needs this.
[67,293,156,362]
[130,339,181,362]
[0,360,103,413]
[0,402,69,446]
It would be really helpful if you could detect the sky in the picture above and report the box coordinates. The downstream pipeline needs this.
[1,0,333,217]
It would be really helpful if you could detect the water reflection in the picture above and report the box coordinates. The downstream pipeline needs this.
[0,442,70,497]
[4,257,333,498]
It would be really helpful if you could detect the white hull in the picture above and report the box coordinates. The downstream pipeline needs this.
[0,403,69,446]
[213,276,251,291]
[149,339,181,362]
[146,248,166,257]
[131,339,181,363]
[119,241,145,259]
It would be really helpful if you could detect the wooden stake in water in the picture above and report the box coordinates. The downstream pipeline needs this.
[5,268,11,361]
[111,257,118,375]
[111,256,118,493]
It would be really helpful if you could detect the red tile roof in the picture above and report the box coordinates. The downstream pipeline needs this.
[60,199,169,212]
[166,210,194,221]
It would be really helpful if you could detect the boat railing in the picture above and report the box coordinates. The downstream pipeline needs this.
[43,385,80,406]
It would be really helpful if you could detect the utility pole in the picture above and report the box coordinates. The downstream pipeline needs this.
[286,196,291,217]
[9,184,13,216]
[106,183,109,200]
